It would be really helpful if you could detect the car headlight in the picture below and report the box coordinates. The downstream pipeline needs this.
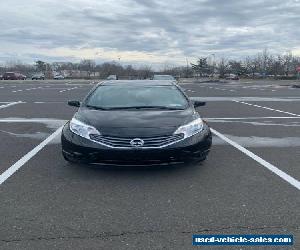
[174,118,204,139]
[69,118,100,139]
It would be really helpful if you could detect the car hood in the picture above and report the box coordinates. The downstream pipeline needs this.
[74,107,198,137]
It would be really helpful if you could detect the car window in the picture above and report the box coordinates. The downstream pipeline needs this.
[153,75,175,80]
[85,85,188,109]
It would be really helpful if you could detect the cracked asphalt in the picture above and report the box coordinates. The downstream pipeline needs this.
[0,79,299,249]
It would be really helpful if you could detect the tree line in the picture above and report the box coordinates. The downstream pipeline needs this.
[1,50,300,79]
[191,49,300,79]
[0,59,154,79]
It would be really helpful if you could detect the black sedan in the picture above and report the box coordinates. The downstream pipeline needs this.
[61,80,212,166]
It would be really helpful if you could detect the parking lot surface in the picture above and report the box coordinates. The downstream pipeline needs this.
[0,79,299,249]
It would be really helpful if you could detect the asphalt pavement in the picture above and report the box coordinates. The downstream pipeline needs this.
[0,79,299,249]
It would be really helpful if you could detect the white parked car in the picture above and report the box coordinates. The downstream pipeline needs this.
[225,74,239,80]
[54,75,65,80]
[152,75,176,81]
[32,73,45,80]
[106,75,118,80]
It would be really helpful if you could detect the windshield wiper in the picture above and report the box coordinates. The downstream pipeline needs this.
[105,106,184,110]
[86,105,184,110]
[85,105,110,110]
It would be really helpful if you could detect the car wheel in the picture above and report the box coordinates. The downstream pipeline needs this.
[62,151,78,164]
[194,151,210,163]
[62,151,87,165]
[195,155,207,163]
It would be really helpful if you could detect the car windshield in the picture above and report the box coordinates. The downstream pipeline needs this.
[85,85,188,110]
[153,75,175,80]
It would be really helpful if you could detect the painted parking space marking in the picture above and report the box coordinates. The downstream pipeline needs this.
[59,87,78,93]
[12,87,43,93]
[0,126,63,185]
[211,128,300,191]
[0,101,23,110]
[233,100,300,117]
[25,87,43,91]
[202,85,237,92]
[205,116,300,120]
[0,118,66,123]
[191,96,300,102]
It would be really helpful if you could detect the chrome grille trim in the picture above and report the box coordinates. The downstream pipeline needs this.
[89,133,184,149]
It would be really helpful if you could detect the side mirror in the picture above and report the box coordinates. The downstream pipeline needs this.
[68,100,81,107]
[193,101,206,108]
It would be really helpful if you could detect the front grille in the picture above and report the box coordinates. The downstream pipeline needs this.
[89,133,184,148]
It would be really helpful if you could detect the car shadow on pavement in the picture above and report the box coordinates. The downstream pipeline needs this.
[62,160,206,176]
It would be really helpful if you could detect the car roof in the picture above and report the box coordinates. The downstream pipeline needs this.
[100,80,176,86]
[153,74,173,76]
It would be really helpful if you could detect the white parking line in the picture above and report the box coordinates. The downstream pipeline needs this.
[0,118,66,123]
[59,87,78,93]
[233,100,300,117]
[0,126,63,185]
[211,128,300,191]
[205,116,300,120]
[12,87,44,93]
[0,101,23,109]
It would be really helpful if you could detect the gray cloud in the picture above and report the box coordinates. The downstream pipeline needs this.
[0,0,300,65]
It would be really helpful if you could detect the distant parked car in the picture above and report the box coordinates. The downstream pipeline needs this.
[253,73,263,78]
[106,75,118,80]
[225,74,239,80]
[2,72,26,80]
[54,74,65,80]
[0,74,3,80]
[32,73,45,80]
[20,74,27,80]
[152,75,176,81]
[292,84,300,89]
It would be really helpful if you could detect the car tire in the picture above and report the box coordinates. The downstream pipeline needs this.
[194,151,210,163]
[62,150,89,165]
[195,155,207,163]
[62,151,78,164]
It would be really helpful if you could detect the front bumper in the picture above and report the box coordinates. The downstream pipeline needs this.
[61,123,212,165]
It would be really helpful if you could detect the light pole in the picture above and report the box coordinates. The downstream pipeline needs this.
[185,57,189,78]
[209,53,216,77]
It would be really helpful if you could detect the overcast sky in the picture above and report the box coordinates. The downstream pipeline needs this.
[0,0,300,67]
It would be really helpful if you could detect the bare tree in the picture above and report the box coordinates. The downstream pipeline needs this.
[282,52,293,76]
[217,57,229,78]
[191,57,210,77]
[228,60,246,75]
[137,65,152,79]
[79,59,96,78]
[35,60,47,73]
